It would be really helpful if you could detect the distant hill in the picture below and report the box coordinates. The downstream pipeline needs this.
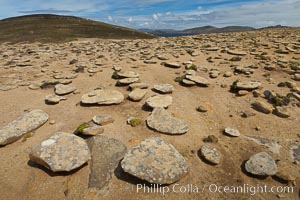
[141,26,256,37]
[0,14,155,43]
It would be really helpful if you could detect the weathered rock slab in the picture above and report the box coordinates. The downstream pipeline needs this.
[121,137,188,184]
[0,109,49,145]
[146,107,189,135]
[30,132,91,172]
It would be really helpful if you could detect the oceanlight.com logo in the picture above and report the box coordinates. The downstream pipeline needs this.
[136,183,294,196]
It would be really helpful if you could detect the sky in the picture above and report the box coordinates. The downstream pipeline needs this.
[0,0,299,30]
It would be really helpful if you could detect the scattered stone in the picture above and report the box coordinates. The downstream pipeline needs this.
[241,110,256,118]
[82,126,104,136]
[121,137,188,184]
[45,94,66,104]
[290,145,300,164]
[244,135,281,154]
[129,82,149,90]
[164,62,181,68]
[54,84,76,95]
[274,106,290,118]
[116,71,139,78]
[224,71,232,77]
[29,132,91,172]
[196,101,213,112]
[224,127,240,137]
[87,135,127,191]
[128,88,147,101]
[117,78,140,86]
[182,79,196,86]
[92,115,114,125]
[153,84,174,94]
[237,90,249,96]
[200,145,221,165]
[245,152,277,176]
[81,89,124,105]
[146,107,189,135]
[185,75,209,86]
[49,120,56,125]
[227,50,247,56]
[236,81,261,90]
[252,100,273,114]
[145,95,173,109]
[29,83,41,90]
[0,109,49,145]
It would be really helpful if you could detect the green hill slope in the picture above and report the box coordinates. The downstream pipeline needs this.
[0,14,155,43]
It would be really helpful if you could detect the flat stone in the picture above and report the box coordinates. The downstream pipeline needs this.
[146,95,172,109]
[82,126,104,136]
[121,137,188,184]
[200,145,221,165]
[54,84,76,95]
[227,50,247,56]
[185,75,209,86]
[245,152,277,176]
[116,71,139,78]
[252,100,273,114]
[290,145,300,164]
[87,135,127,191]
[274,106,290,118]
[153,84,174,94]
[45,94,66,104]
[29,132,91,172]
[117,78,140,85]
[128,88,147,101]
[224,127,240,137]
[146,107,189,135]
[81,89,124,105]
[236,81,261,90]
[129,82,150,90]
[164,62,181,68]
[92,115,114,125]
[182,79,196,86]
[0,110,49,145]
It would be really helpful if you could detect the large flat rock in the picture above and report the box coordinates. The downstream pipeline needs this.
[121,137,188,184]
[81,89,124,105]
[30,132,91,172]
[0,109,49,145]
[87,135,127,191]
[146,107,189,134]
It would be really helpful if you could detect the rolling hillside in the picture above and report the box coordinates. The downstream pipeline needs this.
[0,14,155,43]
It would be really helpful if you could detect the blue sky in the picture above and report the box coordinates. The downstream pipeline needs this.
[0,0,299,29]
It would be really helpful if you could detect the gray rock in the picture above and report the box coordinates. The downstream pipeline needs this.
[236,81,261,90]
[290,145,300,164]
[146,95,172,109]
[117,78,140,85]
[45,94,66,104]
[224,127,240,137]
[54,84,76,95]
[87,135,127,191]
[146,107,189,135]
[128,88,147,101]
[245,152,277,176]
[92,115,114,125]
[274,106,290,118]
[81,89,124,105]
[185,75,209,86]
[252,100,273,114]
[82,126,104,136]
[29,132,91,172]
[129,82,150,90]
[164,62,181,68]
[116,71,139,78]
[153,84,174,94]
[200,145,221,165]
[121,137,188,184]
[227,50,247,56]
[0,109,49,145]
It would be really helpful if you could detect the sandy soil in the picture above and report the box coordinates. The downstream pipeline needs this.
[0,28,299,200]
